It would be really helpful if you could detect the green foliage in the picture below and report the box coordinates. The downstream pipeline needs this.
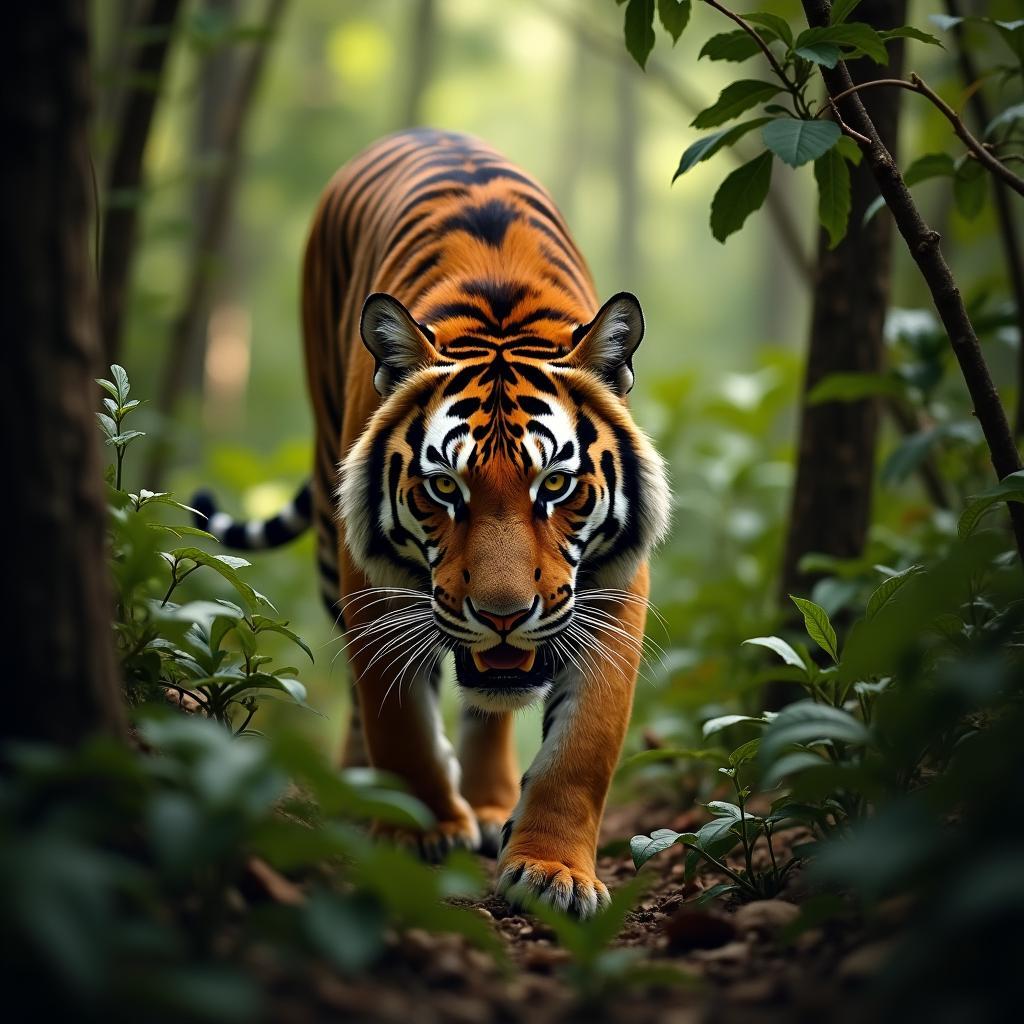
[100,366,312,734]
[615,1,1022,249]
[0,716,500,1020]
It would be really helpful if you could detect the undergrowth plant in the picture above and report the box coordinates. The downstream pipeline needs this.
[100,364,313,733]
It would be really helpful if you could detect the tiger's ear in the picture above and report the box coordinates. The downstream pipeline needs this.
[562,292,644,396]
[360,293,438,396]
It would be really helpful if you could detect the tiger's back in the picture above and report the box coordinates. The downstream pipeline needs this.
[302,129,602,614]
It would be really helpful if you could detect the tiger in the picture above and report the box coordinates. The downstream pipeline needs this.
[194,129,670,917]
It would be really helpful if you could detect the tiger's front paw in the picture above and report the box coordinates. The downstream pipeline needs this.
[497,854,611,918]
[373,800,481,863]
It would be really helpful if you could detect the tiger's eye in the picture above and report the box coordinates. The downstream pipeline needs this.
[433,475,457,495]
[543,473,565,492]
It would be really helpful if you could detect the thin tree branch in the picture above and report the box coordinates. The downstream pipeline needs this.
[827,74,1024,198]
[146,0,288,486]
[799,0,1024,564]
[945,0,1024,438]
[99,0,182,366]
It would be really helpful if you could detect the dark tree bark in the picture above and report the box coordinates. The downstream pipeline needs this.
[615,60,640,292]
[801,0,1024,564]
[4,4,126,744]
[778,0,907,608]
[98,0,182,366]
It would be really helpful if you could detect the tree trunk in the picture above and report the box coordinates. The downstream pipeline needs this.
[3,4,126,745]
[778,0,907,604]
[98,0,181,366]
[399,0,436,128]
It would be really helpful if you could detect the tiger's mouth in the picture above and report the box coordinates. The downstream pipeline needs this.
[471,643,537,674]
[454,643,555,702]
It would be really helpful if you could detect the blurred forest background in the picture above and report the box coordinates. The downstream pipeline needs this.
[92,0,1018,767]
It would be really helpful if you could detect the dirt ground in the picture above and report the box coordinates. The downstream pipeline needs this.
[265,798,900,1024]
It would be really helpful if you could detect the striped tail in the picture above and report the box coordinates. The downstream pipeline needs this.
[191,482,313,550]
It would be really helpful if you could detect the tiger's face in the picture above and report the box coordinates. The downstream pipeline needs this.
[339,288,670,711]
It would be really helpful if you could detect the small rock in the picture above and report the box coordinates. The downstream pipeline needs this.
[733,899,800,936]
[663,908,737,953]
[474,907,494,921]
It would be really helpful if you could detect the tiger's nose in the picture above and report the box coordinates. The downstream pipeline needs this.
[470,601,535,635]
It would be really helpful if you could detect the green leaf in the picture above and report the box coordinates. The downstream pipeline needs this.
[692,80,782,129]
[835,135,863,164]
[958,470,1024,538]
[953,156,987,219]
[96,412,118,439]
[792,23,888,64]
[760,701,869,764]
[699,30,761,63]
[903,151,955,187]
[865,564,924,621]
[110,364,131,404]
[795,41,841,67]
[986,102,1024,138]
[728,738,761,767]
[879,26,944,48]
[147,523,219,542]
[691,882,741,906]
[96,377,119,400]
[814,145,851,248]
[745,12,792,47]
[862,193,887,225]
[657,0,690,43]
[710,151,773,243]
[106,430,146,447]
[630,829,697,868]
[624,0,656,69]
[672,118,771,181]
[703,713,771,738]
[170,546,274,610]
[790,596,839,662]
[252,615,315,662]
[830,0,862,25]
[762,118,841,167]
[742,636,807,671]
[807,371,907,404]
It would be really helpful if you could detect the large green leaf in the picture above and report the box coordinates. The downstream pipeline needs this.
[879,26,943,47]
[953,156,987,220]
[830,0,863,24]
[657,0,690,43]
[698,29,762,62]
[986,102,1024,138]
[790,595,839,662]
[958,470,1024,538]
[760,701,869,764]
[623,0,656,69]
[763,118,841,167]
[864,564,924,621]
[742,635,808,671]
[814,145,851,247]
[903,151,955,187]
[672,117,771,181]
[795,41,841,67]
[692,80,782,129]
[745,11,792,46]
[709,150,773,242]
[792,23,888,63]
[630,828,698,868]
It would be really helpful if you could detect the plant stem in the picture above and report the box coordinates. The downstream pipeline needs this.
[684,844,754,894]
[825,75,1024,198]
[700,0,809,116]
[765,822,780,887]
[734,773,756,883]
[798,0,1024,567]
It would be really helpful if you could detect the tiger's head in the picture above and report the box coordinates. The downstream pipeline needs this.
[339,284,670,711]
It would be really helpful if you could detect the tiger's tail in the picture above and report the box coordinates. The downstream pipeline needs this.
[191,482,313,550]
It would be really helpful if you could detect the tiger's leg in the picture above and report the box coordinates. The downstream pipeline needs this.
[341,557,479,860]
[459,708,519,857]
[496,566,648,917]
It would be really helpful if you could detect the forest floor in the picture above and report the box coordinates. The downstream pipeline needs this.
[265,797,897,1024]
